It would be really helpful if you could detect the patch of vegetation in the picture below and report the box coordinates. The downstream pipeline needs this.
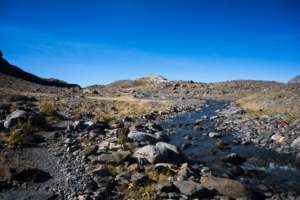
[116,128,129,145]
[40,102,59,121]
[127,183,155,200]
[6,129,35,146]
[71,112,82,120]
[95,114,116,122]
[147,168,176,182]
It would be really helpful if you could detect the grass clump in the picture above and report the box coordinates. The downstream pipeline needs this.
[147,168,176,182]
[40,102,59,121]
[127,183,155,200]
[116,128,129,145]
[95,114,116,122]
[6,129,34,146]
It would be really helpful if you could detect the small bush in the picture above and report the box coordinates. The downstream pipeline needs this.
[40,103,59,121]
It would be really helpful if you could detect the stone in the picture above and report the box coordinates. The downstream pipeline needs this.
[78,145,99,157]
[123,116,133,122]
[229,166,244,176]
[130,172,152,186]
[4,110,46,128]
[156,142,188,163]
[155,181,173,193]
[127,163,144,172]
[200,176,252,199]
[87,121,109,131]
[209,132,222,138]
[177,165,200,181]
[173,180,213,198]
[91,151,131,165]
[2,190,57,200]
[127,131,161,144]
[0,164,40,181]
[271,134,285,143]
[85,164,109,176]
[221,153,246,165]
[133,145,169,164]
[291,138,300,149]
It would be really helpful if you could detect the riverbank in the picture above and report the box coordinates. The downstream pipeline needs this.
[1,97,299,199]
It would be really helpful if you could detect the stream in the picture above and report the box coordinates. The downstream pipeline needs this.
[161,100,300,194]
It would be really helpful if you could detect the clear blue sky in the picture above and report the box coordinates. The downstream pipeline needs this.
[1,0,299,87]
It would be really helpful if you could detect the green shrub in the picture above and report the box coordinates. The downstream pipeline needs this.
[40,103,59,121]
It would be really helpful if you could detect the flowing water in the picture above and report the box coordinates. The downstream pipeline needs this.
[162,101,300,192]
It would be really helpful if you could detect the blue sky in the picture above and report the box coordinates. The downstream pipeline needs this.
[0,0,299,87]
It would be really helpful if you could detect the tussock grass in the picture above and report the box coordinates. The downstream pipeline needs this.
[127,183,155,200]
[95,114,116,122]
[40,102,60,121]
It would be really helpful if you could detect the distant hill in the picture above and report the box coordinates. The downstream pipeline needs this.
[0,50,80,88]
[288,75,300,84]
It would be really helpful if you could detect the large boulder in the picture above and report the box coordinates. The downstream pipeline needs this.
[130,172,152,186]
[90,151,131,165]
[2,190,57,200]
[295,152,300,169]
[200,176,252,199]
[4,110,46,129]
[128,131,162,144]
[156,142,188,163]
[173,180,213,198]
[133,145,169,164]
[291,138,300,149]
[0,164,40,181]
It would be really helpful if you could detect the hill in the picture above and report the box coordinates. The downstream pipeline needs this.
[0,50,80,88]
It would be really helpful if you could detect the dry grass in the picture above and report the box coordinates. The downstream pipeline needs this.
[235,89,300,123]
[127,183,155,200]
[147,168,176,182]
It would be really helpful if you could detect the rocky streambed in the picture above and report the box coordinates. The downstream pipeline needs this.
[161,100,300,197]
[0,98,300,200]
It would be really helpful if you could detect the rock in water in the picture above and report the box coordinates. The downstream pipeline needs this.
[200,176,252,199]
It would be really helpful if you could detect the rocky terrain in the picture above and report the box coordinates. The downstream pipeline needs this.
[0,54,299,200]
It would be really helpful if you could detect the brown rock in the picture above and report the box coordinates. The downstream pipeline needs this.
[200,176,252,199]
[127,163,144,172]
[296,152,300,169]
[0,164,39,181]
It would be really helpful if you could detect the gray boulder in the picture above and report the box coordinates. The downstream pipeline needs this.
[155,181,173,193]
[291,138,300,149]
[156,142,188,163]
[133,145,169,164]
[90,151,131,165]
[2,190,57,200]
[128,131,162,144]
[130,172,152,186]
[4,110,46,128]
[78,145,99,157]
[173,180,213,198]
